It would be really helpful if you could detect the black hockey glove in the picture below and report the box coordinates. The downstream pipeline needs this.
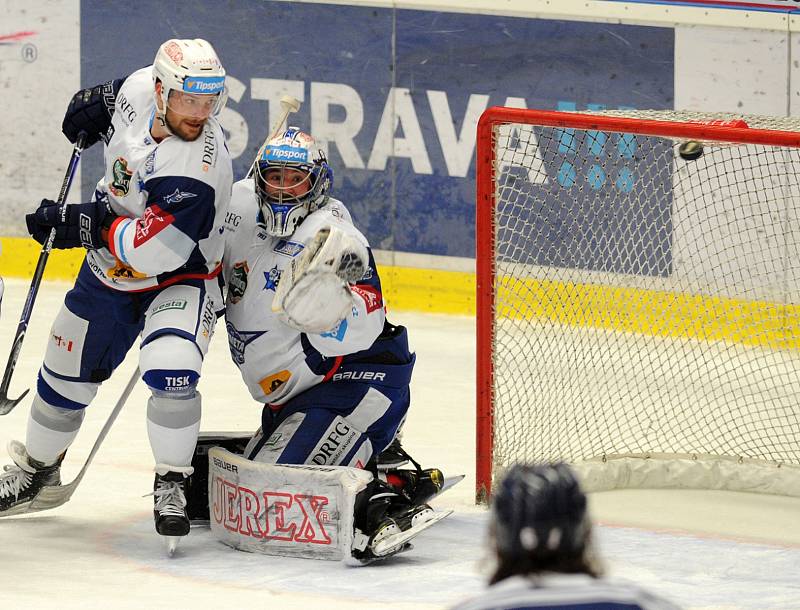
[62,77,126,148]
[26,199,117,250]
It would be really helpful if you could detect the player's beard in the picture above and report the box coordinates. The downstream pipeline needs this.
[164,109,207,142]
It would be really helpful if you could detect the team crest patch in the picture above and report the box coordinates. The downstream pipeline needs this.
[133,205,175,247]
[258,370,291,396]
[226,322,267,365]
[228,261,249,304]
[263,266,281,292]
[273,240,304,258]
[107,260,146,280]
[109,157,133,196]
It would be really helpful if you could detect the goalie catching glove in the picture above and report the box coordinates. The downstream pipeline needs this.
[272,224,368,334]
[25,198,117,250]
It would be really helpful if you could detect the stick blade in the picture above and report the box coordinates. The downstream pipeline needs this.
[29,481,77,512]
[0,388,30,415]
[0,481,74,517]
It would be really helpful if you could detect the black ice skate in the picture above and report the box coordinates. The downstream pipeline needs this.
[0,440,62,517]
[384,467,447,506]
[376,437,411,470]
[352,479,442,563]
[151,467,192,555]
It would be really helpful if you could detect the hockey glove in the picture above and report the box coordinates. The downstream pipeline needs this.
[273,225,368,334]
[26,198,117,250]
[62,78,126,148]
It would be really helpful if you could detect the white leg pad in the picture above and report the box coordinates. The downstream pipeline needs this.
[209,447,373,561]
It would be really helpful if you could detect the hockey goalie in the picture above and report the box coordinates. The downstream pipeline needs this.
[182,128,456,563]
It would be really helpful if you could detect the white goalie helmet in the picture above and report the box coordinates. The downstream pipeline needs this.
[152,38,227,117]
[254,128,333,237]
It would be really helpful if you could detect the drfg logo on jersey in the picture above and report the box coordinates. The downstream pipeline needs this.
[208,447,372,560]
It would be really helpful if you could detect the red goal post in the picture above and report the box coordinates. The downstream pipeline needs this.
[475,107,800,502]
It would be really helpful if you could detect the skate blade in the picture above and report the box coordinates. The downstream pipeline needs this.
[163,536,181,557]
[436,475,465,497]
[371,509,452,557]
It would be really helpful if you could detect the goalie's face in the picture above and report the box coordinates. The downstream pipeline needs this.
[255,166,315,238]
[262,168,313,201]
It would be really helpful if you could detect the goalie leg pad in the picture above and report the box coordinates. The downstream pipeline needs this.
[186,433,250,523]
[208,447,372,560]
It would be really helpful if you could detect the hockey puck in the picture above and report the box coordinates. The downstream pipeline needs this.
[678,140,703,160]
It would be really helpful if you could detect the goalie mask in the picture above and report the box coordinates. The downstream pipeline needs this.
[152,38,227,119]
[254,128,333,237]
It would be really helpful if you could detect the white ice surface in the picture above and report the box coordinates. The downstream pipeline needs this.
[0,279,799,609]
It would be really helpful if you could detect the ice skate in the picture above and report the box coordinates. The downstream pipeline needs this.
[0,441,63,517]
[376,437,411,470]
[352,479,446,563]
[384,466,447,505]
[151,466,192,555]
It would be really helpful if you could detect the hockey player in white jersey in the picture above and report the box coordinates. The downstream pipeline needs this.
[449,464,682,610]
[0,39,233,546]
[195,127,447,561]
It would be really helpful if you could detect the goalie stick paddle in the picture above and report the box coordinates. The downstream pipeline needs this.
[245,95,301,179]
[23,368,139,514]
[0,132,88,415]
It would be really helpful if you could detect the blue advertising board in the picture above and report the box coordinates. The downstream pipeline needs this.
[81,1,674,261]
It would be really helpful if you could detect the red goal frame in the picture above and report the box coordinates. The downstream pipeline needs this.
[474,106,800,502]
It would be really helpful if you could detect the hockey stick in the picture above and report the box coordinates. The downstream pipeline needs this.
[0,132,89,415]
[25,367,140,513]
[245,95,302,179]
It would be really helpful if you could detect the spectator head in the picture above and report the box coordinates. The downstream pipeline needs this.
[489,462,599,584]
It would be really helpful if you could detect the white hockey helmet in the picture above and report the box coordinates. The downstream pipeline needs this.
[152,38,227,117]
[254,128,333,237]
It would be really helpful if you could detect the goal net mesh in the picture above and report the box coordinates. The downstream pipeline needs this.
[480,109,800,497]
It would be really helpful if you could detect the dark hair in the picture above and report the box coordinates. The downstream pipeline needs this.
[489,522,601,584]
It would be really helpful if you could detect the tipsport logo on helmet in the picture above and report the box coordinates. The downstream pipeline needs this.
[262,145,311,163]
[182,76,225,94]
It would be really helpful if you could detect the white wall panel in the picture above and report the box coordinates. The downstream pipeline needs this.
[0,0,81,234]
[675,25,789,115]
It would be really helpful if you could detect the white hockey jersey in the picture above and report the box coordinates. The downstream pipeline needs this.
[449,574,682,610]
[222,179,386,405]
[84,66,233,292]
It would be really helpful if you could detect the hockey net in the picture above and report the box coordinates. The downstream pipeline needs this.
[476,107,800,501]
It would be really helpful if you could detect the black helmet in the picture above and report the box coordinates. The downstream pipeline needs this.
[492,463,588,558]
